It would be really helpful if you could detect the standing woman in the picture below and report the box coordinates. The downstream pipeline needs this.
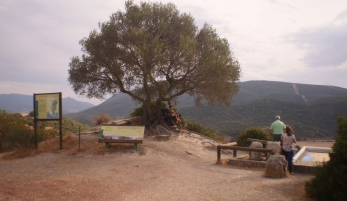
[281,125,297,175]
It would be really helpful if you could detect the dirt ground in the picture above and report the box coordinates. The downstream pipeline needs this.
[0,130,328,201]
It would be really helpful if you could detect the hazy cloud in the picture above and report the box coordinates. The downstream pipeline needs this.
[1,0,347,105]
[289,9,347,68]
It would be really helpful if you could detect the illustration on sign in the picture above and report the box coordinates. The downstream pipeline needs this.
[48,97,58,118]
[35,93,60,119]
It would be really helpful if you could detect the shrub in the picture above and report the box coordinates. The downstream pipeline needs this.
[236,127,269,147]
[0,110,88,153]
[2,126,35,151]
[36,116,90,134]
[1,125,58,153]
[185,121,225,142]
[130,101,165,117]
[93,114,111,125]
[305,116,347,201]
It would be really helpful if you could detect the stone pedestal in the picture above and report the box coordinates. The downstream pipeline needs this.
[266,141,281,156]
[265,155,287,178]
[250,141,263,161]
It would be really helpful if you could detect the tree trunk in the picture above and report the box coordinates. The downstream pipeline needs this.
[139,99,165,127]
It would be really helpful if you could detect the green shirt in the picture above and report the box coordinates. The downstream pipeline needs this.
[270,120,286,134]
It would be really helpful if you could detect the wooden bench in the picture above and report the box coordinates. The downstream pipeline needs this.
[98,125,144,150]
[217,144,274,164]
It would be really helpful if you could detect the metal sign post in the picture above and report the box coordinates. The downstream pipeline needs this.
[33,92,63,150]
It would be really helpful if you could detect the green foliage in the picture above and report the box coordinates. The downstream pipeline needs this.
[180,97,347,140]
[35,116,90,134]
[61,116,90,133]
[130,101,164,117]
[185,121,225,142]
[68,0,240,125]
[93,114,112,126]
[0,110,26,135]
[305,116,347,201]
[236,127,269,147]
[2,126,34,151]
[1,127,59,152]
[0,111,89,152]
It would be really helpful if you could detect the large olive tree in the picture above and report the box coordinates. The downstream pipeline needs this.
[68,0,241,126]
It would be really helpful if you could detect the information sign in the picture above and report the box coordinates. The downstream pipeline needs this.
[34,93,61,120]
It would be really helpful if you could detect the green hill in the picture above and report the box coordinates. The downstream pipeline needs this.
[66,80,347,140]
[179,97,347,140]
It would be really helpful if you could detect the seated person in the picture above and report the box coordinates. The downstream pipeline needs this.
[166,100,172,110]
[169,105,181,125]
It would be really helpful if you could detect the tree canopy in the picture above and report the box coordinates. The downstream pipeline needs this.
[68,0,241,125]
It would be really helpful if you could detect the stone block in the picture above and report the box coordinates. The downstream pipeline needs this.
[250,141,263,161]
[265,155,287,178]
[266,141,281,155]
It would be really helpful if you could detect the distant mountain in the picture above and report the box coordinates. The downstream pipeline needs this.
[65,80,347,140]
[230,80,347,104]
[0,94,95,114]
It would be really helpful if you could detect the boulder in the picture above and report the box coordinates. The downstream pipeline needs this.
[250,141,263,161]
[265,155,287,178]
[266,141,281,156]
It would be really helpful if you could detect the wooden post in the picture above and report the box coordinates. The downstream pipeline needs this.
[78,125,81,152]
[217,146,221,164]
[59,93,63,150]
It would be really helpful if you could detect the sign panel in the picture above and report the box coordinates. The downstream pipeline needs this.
[34,93,61,120]
[101,126,145,140]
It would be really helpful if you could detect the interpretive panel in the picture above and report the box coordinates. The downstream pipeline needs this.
[101,125,145,140]
[34,93,61,120]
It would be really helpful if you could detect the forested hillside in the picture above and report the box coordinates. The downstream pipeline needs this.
[65,81,347,140]
[179,97,347,140]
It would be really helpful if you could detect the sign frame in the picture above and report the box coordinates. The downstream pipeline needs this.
[33,92,63,150]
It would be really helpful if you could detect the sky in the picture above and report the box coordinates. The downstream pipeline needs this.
[1,0,347,105]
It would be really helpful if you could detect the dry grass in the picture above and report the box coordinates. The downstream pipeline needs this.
[93,113,111,125]
[1,134,100,159]
[0,133,148,160]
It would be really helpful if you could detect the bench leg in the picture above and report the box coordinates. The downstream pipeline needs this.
[105,142,110,149]
[134,143,139,151]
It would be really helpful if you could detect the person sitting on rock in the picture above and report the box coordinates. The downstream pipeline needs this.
[169,105,181,125]
[166,100,172,110]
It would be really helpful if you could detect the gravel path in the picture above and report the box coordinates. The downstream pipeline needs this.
[0,132,314,201]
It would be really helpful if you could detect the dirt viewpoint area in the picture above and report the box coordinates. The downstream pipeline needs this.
[0,128,327,201]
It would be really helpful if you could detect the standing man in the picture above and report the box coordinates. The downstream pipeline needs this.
[269,116,286,142]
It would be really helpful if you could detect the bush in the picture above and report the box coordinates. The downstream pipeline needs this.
[185,121,225,142]
[2,126,35,151]
[36,116,90,134]
[0,110,88,152]
[305,116,347,201]
[93,114,111,125]
[236,127,269,147]
[130,101,165,117]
